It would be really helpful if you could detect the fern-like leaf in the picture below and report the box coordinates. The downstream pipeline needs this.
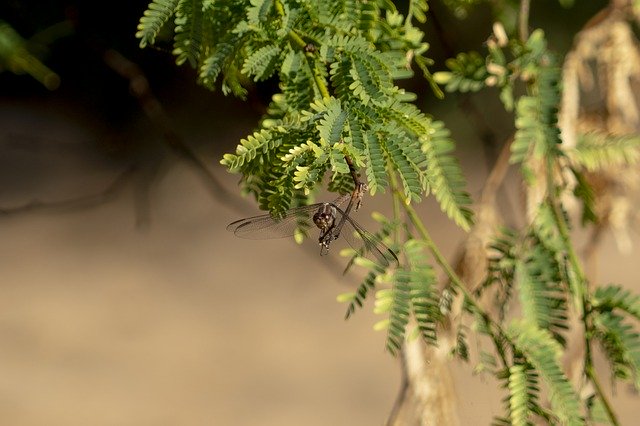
[593,285,640,320]
[247,0,274,25]
[594,311,640,388]
[421,121,474,230]
[570,167,597,225]
[173,0,204,67]
[343,265,385,319]
[137,0,181,48]
[315,97,347,145]
[348,53,391,106]
[221,128,281,171]
[508,363,539,426]
[199,32,242,89]
[242,43,281,81]
[384,136,423,203]
[570,132,640,172]
[511,63,562,164]
[405,240,440,345]
[515,242,568,344]
[375,273,410,355]
[480,227,518,321]
[436,51,488,93]
[507,321,581,426]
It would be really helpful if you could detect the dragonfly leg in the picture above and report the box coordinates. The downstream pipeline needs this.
[318,222,337,254]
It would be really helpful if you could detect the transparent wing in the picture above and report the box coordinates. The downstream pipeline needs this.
[331,205,399,267]
[226,204,321,240]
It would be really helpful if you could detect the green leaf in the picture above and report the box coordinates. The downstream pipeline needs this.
[384,136,423,203]
[136,0,180,48]
[247,0,274,25]
[507,321,582,426]
[511,64,562,165]
[173,0,204,67]
[515,242,568,344]
[508,363,539,426]
[570,132,640,172]
[405,240,440,345]
[221,128,281,171]
[362,132,388,195]
[593,285,640,321]
[594,311,640,389]
[422,121,474,230]
[242,43,281,81]
[375,275,410,355]
[570,168,597,225]
[316,97,347,144]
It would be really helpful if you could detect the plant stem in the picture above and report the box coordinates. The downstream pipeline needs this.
[586,363,619,426]
[275,0,330,99]
[544,157,619,426]
[388,169,403,247]
[309,58,330,99]
[402,200,510,368]
[519,0,531,41]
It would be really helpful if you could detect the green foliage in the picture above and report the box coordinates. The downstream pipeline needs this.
[515,241,568,344]
[173,0,204,66]
[421,121,474,230]
[592,285,640,389]
[479,227,518,321]
[137,0,181,47]
[593,285,640,320]
[435,51,488,93]
[137,0,472,223]
[507,362,540,426]
[512,63,562,165]
[375,271,410,355]
[594,311,640,389]
[507,321,582,426]
[570,168,597,225]
[404,240,440,345]
[373,239,441,355]
[570,132,640,172]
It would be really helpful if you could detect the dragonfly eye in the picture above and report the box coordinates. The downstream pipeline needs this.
[313,212,334,230]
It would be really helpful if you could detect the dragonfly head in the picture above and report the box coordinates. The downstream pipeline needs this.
[312,204,336,232]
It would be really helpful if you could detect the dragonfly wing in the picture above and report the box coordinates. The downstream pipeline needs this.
[227,204,320,240]
[331,205,399,267]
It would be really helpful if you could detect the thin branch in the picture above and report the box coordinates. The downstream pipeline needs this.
[385,346,410,426]
[545,159,620,426]
[102,48,248,214]
[519,0,531,42]
[0,167,135,217]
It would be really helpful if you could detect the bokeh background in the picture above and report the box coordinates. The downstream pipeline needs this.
[1,1,638,425]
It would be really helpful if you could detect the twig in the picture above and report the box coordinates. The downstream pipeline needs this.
[519,0,531,42]
[0,166,134,217]
[385,346,410,426]
[102,49,248,215]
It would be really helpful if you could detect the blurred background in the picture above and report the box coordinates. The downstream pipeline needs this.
[1,1,638,425]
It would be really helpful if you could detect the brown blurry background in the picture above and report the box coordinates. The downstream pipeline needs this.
[1,1,639,425]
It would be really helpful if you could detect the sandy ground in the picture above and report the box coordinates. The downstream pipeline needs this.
[0,99,638,426]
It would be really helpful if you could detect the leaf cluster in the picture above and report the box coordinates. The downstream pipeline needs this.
[136,0,473,227]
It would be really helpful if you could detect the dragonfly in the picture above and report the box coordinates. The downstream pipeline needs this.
[227,183,398,268]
